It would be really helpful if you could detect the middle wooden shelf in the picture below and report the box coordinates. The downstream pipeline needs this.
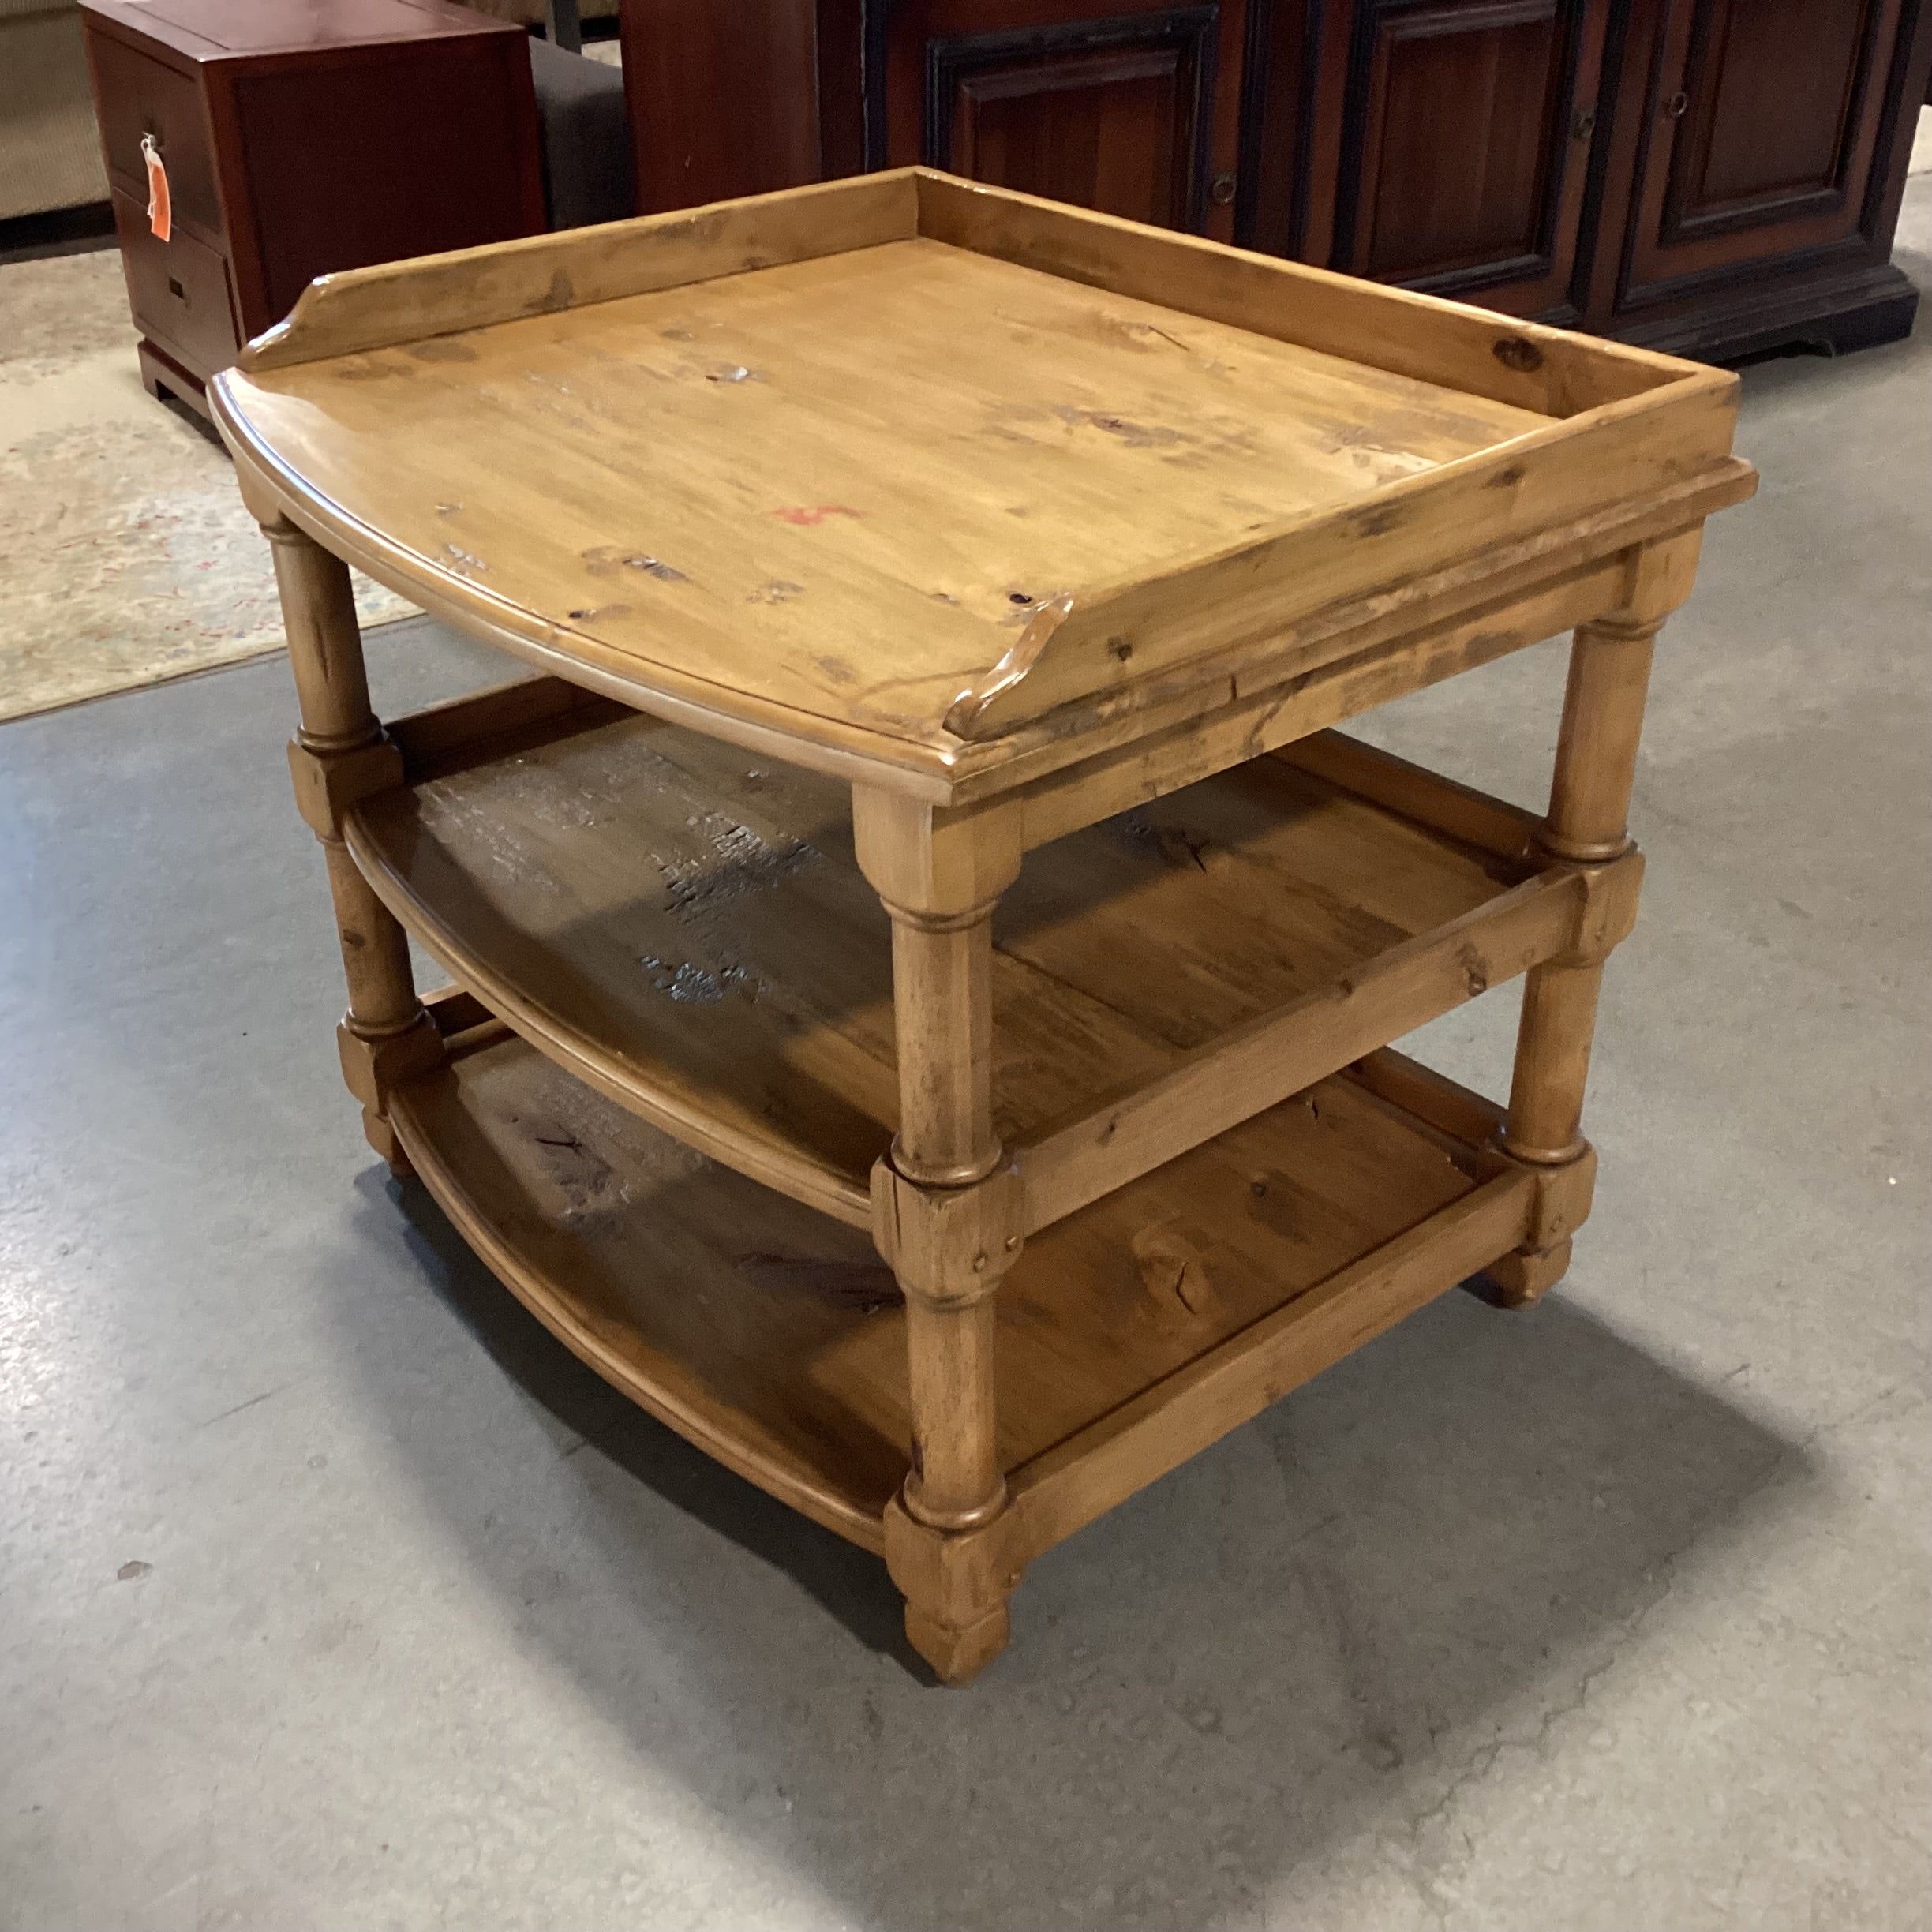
[345,678,1574,1233]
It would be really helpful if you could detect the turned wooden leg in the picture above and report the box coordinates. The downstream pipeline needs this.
[856,791,1026,1683]
[1488,547,1678,1306]
[263,518,440,1171]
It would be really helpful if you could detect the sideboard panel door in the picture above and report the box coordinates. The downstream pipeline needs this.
[1318,0,1610,315]
[1620,0,1908,304]
[942,39,1196,228]
[879,0,1249,239]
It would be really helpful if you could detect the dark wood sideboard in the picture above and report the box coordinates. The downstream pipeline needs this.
[620,0,1932,361]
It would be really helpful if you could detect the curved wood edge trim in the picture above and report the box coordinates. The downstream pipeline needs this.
[940,593,1074,739]
[208,380,967,801]
[386,1076,891,1556]
[343,814,879,1231]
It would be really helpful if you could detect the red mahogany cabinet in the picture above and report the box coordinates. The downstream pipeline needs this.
[1248,0,1932,358]
[1286,0,1617,318]
[622,0,1248,242]
[81,0,545,417]
[1584,0,1929,356]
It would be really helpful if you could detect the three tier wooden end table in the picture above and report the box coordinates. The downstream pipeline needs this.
[213,170,1754,1683]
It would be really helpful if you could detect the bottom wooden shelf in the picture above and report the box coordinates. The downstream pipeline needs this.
[391,1008,1537,1563]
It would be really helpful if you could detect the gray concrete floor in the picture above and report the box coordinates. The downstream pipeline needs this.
[4,224,1930,1932]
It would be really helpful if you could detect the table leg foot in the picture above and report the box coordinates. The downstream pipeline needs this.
[360,1106,414,1179]
[1466,1236,1573,1310]
[905,1597,1012,1687]
[883,1492,1021,1686]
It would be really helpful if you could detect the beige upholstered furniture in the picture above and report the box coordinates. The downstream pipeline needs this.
[1,0,108,219]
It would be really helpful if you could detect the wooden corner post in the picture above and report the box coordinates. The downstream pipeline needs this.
[853,788,1026,1683]
[1488,531,1701,1306]
[260,515,440,1170]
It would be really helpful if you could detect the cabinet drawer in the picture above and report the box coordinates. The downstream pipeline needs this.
[110,187,238,376]
[88,30,225,241]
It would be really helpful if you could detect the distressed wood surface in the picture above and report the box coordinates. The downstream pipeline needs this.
[221,238,1541,746]
[239,171,923,371]
[910,171,1680,419]
[238,171,1758,1682]
[945,380,1739,740]
[346,706,1530,1226]
[1013,870,1574,1234]
[212,169,1749,790]
[1005,1165,1535,1558]
[939,459,1754,810]
[389,1015,1509,1561]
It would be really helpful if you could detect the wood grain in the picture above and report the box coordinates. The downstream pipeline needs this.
[911,167,1692,415]
[1007,1166,1536,1556]
[346,706,1529,1226]
[947,375,1739,739]
[238,171,919,369]
[388,1020,1518,1558]
[211,170,1750,785]
[1015,870,1574,1233]
[235,168,1757,1680]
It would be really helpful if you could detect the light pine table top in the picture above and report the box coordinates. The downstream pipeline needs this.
[213,170,1754,802]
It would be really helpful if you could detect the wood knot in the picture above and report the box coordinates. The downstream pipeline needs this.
[1492,335,1545,373]
[1133,1222,1219,1333]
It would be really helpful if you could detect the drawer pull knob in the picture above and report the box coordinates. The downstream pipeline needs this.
[1209,171,1237,208]
[1663,90,1690,120]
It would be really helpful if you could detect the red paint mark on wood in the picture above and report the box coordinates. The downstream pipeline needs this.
[770,504,861,527]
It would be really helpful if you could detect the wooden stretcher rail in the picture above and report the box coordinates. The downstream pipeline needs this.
[1343,1046,1510,1152]
[1006,1166,1538,1558]
[1014,869,1581,1234]
[1273,731,1544,863]
[383,673,628,784]
[993,552,1628,849]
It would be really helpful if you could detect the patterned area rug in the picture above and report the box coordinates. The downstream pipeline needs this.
[0,250,414,724]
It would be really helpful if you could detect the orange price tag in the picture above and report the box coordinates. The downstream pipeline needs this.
[140,134,171,243]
